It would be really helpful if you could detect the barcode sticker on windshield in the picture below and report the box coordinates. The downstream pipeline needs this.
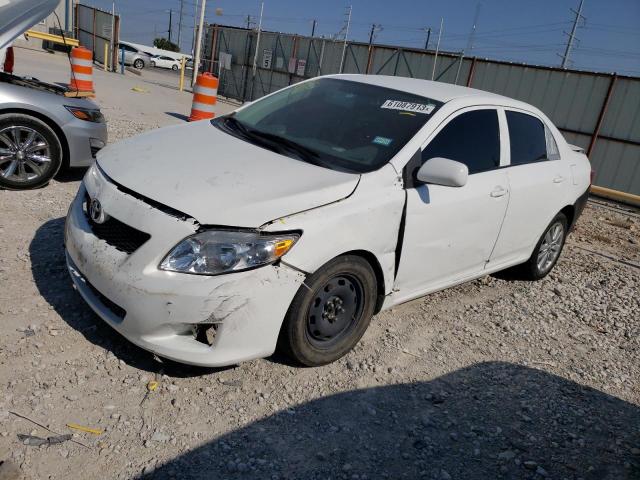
[381,100,436,114]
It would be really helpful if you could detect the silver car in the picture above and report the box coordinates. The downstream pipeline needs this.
[118,42,151,70]
[0,0,108,190]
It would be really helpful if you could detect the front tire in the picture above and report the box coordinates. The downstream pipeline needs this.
[150,61,156,67]
[279,255,378,366]
[515,213,568,280]
[0,114,62,190]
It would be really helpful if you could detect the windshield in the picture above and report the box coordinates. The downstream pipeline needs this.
[213,78,442,173]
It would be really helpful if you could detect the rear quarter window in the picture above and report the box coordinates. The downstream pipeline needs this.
[506,111,548,165]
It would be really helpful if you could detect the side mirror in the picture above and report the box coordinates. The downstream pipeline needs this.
[416,157,468,187]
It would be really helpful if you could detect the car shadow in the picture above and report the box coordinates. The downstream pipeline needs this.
[29,217,228,378]
[54,166,87,183]
[140,361,640,479]
[164,111,190,122]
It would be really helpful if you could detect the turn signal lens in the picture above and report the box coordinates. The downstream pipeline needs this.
[65,106,105,123]
[274,239,294,257]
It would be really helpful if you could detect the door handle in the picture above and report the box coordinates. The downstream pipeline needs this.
[553,175,565,184]
[490,187,507,198]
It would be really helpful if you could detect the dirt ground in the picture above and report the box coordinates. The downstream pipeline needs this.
[0,49,639,480]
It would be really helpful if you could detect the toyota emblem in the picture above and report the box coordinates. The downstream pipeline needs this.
[89,198,109,224]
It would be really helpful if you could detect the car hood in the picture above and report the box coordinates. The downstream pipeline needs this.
[97,120,360,227]
[0,0,58,50]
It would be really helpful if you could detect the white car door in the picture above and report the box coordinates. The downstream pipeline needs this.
[488,108,573,268]
[393,107,510,301]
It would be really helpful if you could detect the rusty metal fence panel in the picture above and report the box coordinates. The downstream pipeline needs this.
[204,25,640,196]
[75,4,119,67]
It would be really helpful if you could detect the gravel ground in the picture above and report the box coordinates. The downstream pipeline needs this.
[0,109,639,479]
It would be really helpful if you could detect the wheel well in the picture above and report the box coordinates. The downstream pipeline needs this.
[560,204,575,229]
[0,108,70,168]
[340,250,386,314]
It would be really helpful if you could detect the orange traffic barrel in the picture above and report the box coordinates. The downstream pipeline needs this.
[69,46,94,93]
[189,72,218,121]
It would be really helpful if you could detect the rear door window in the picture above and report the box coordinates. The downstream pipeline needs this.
[506,111,549,165]
[421,109,500,174]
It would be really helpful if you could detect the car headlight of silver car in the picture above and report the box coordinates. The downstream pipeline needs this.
[159,230,300,275]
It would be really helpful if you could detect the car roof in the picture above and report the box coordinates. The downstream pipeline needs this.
[324,74,535,111]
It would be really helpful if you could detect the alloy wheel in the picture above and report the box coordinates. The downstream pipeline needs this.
[0,126,52,184]
[536,221,564,273]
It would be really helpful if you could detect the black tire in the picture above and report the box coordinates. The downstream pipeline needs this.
[0,114,62,190]
[133,59,144,69]
[172,64,178,71]
[279,255,378,366]
[150,61,156,67]
[511,212,568,281]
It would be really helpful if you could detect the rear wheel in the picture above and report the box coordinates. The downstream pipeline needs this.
[133,59,144,69]
[172,64,178,71]
[279,255,377,366]
[0,114,62,190]
[513,213,568,280]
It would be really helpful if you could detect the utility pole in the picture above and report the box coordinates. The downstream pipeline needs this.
[246,14,252,29]
[251,2,264,77]
[339,5,352,74]
[560,0,585,68]
[366,23,382,74]
[424,27,431,50]
[168,9,173,42]
[311,19,317,37]
[177,0,184,51]
[431,17,443,80]
[109,1,115,71]
[192,0,206,84]
[455,3,481,84]
[191,0,199,56]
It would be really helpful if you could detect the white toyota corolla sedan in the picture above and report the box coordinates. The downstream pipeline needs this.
[65,75,591,367]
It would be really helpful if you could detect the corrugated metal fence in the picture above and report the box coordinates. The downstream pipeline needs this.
[203,25,640,196]
[74,4,119,67]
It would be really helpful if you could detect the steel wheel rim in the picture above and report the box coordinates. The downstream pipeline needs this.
[537,221,564,273]
[306,274,365,349]
[0,126,52,183]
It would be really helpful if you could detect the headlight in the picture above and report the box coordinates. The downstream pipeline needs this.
[159,230,300,275]
[65,106,105,123]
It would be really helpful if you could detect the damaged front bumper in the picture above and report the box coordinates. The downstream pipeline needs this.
[64,171,305,367]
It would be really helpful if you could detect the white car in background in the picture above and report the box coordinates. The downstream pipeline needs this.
[64,75,591,368]
[150,55,182,71]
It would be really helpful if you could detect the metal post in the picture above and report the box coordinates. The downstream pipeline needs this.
[103,43,108,71]
[311,19,317,37]
[109,2,115,72]
[466,56,477,86]
[424,27,431,50]
[120,46,124,74]
[317,39,325,76]
[431,18,443,81]
[365,23,376,74]
[587,73,617,157]
[192,0,206,85]
[251,2,264,77]
[191,0,199,57]
[179,57,186,91]
[339,5,352,74]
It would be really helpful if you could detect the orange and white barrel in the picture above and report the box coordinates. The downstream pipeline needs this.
[189,72,218,121]
[69,46,94,92]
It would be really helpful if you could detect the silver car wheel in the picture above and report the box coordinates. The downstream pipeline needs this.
[536,221,564,273]
[0,126,52,183]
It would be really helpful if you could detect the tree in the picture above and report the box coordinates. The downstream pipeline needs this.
[153,38,179,52]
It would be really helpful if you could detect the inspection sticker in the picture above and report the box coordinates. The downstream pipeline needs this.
[373,136,393,146]
[381,100,436,114]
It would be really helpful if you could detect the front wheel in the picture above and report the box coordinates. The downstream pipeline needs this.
[515,213,568,280]
[0,114,62,190]
[150,61,156,67]
[279,255,378,366]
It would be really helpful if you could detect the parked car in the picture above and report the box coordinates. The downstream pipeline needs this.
[150,55,181,71]
[118,43,151,69]
[0,0,107,189]
[65,75,591,367]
